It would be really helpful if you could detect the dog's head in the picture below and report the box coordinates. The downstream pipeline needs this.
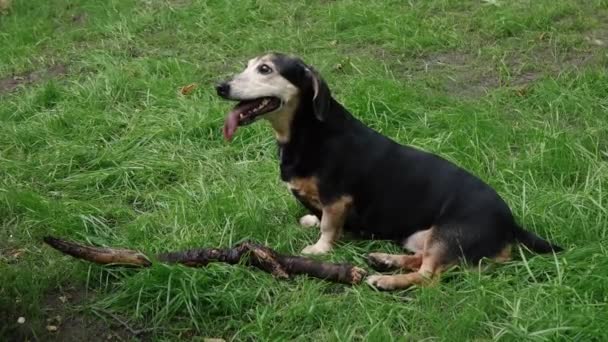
[216,53,330,141]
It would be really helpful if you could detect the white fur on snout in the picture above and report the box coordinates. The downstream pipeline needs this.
[299,214,320,228]
[230,74,297,101]
[228,57,298,103]
[227,55,301,142]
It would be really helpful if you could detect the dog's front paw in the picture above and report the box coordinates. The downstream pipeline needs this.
[367,252,398,271]
[366,274,396,291]
[301,242,331,255]
[299,215,320,228]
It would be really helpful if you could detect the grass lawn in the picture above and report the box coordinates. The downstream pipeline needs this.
[1,0,608,340]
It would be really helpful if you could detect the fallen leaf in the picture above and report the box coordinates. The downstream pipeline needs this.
[180,83,197,96]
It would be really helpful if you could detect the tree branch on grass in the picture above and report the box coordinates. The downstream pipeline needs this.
[43,236,367,285]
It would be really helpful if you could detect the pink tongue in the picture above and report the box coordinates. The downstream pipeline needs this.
[223,110,240,141]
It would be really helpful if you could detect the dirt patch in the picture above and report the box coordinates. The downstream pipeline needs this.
[414,46,602,97]
[584,12,608,47]
[341,46,499,97]
[444,71,501,98]
[510,71,541,86]
[413,51,502,97]
[423,51,471,67]
[341,16,608,98]
[0,64,68,94]
[339,45,490,96]
[380,42,604,98]
[5,286,139,342]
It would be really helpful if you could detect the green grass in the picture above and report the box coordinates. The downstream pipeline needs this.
[1,0,608,340]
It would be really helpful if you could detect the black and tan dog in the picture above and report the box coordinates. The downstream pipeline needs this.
[216,53,562,290]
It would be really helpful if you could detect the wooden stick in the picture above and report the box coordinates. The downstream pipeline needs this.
[43,236,367,285]
[43,236,152,267]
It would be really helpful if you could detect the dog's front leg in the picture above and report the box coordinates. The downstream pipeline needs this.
[302,196,352,255]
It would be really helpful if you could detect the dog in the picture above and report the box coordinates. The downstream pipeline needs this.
[215,53,562,290]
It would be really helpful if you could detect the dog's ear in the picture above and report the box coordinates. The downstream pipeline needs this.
[307,67,331,121]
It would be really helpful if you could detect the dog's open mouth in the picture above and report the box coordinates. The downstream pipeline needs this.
[223,97,281,141]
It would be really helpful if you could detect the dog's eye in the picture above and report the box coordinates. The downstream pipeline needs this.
[258,64,273,75]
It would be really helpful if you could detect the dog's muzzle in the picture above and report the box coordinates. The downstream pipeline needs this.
[216,81,281,141]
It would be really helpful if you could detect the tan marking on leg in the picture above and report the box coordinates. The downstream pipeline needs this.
[402,228,432,254]
[287,177,322,210]
[493,244,512,262]
[402,254,424,270]
[366,253,444,290]
[265,97,298,143]
[368,227,433,272]
[302,195,353,255]
[367,228,452,290]
[367,252,423,271]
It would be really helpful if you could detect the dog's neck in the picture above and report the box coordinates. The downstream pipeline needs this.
[265,98,300,143]
[267,95,350,144]
[276,97,354,180]
[286,97,351,141]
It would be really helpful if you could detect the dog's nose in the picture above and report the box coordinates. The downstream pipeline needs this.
[216,82,230,97]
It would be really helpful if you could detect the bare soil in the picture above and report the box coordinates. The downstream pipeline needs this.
[6,286,139,342]
[0,64,68,95]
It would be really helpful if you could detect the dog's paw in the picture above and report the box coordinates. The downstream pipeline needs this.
[301,243,331,255]
[366,274,396,291]
[299,215,320,228]
[367,252,398,271]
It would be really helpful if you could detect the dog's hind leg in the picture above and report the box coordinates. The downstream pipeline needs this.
[366,245,446,290]
[366,227,452,290]
[367,253,423,272]
[366,228,429,271]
